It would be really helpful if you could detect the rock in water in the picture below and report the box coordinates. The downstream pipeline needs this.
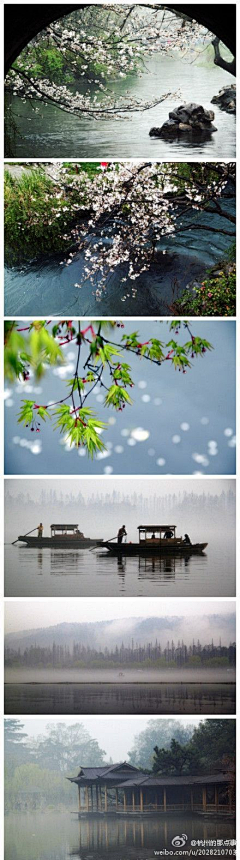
[149,103,217,139]
[211,85,236,115]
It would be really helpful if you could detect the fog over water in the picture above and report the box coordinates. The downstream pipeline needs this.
[5,667,235,684]
[5,478,235,597]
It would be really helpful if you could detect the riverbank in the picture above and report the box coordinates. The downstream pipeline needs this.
[171,254,236,316]
[4,165,94,265]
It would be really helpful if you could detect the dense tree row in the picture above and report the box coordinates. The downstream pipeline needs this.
[5,638,236,669]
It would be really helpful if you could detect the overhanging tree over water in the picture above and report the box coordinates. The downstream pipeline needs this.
[5,5,228,119]
[4,162,236,309]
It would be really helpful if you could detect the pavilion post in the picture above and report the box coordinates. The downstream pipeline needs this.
[163,787,167,812]
[116,788,118,810]
[132,790,135,812]
[190,788,194,812]
[86,787,89,813]
[214,785,218,812]
[104,785,108,812]
[202,786,207,812]
[123,792,127,812]
[78,784,81,813]
[140,789,143,812]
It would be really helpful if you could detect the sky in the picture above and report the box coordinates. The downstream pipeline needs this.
[5,598,235,640]
[5,716,203,760]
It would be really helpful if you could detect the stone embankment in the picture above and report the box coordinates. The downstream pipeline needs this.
[149,103,217,139]
[211,85,236,115]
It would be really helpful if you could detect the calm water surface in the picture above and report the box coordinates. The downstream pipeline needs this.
[5,668,236,715]
[4,201,235,317]
[4,536,235,597]
[4,811,236,860]
[6,55,236,158]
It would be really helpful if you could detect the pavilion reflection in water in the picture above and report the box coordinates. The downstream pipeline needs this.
[68,813,235,858]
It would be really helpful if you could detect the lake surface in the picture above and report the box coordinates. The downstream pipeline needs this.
[6,54,236,158]
[4,811,236,860]
[4,201,235,317]
[4,536,236,597]
[4,321,236,476]
[5,667,236,714]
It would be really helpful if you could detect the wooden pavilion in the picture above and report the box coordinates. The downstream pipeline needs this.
[68,763,234,817]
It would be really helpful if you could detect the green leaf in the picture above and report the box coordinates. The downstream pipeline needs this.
[17,400,35,426]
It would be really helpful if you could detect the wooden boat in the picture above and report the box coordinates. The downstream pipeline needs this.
[102,525,208,556]
[17,523,103,549]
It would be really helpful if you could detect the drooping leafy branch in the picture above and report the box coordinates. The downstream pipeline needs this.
[4,320,213,458]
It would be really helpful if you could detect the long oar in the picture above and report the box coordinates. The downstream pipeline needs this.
[12,526,38,546]
[89,534,118,552]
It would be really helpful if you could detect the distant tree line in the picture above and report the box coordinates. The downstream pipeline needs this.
[5,638,236,669]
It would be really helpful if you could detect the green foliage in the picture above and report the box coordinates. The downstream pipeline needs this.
[152,719,235,776]
[4,321,63,382]
[63,162,105,179]
[4,168,88,264]
[4,319,213,457]
[53,405,107,457]
[128,720,194,769]
[172,263,236,317]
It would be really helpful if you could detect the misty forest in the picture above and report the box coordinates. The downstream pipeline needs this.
[5,6,236,159]
[5,718,235,811]
[5,637,236,671]
[4,161,236,317]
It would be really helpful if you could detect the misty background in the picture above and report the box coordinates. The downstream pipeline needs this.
[5,599,235,647]
[4,478,235,544]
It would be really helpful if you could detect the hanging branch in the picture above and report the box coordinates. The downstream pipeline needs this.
[5,320,213,458]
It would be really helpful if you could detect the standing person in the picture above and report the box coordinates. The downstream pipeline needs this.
[38,522,43,538]
[118,525,127,544]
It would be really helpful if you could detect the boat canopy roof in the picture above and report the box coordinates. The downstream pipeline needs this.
[138,525,176,530]
[50,524,79,530]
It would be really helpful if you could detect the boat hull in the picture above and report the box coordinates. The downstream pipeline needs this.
[17,536,103,548]
[102,542,208,556]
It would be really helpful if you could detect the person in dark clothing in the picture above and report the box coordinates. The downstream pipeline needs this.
[164,529,174,539]
[184,533,192,545]
[118,525,127,544]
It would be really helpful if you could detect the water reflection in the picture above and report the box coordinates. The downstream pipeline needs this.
[5,681,236,715]
[138,553,191,582]
[4,811,235,860]
[4,537,235,598]
[69,815,236,858]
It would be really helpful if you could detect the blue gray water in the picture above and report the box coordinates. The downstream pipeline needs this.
[6,54,236,158]
[4,201,235,316]
[4,535,235,598]
[4,321,236,475]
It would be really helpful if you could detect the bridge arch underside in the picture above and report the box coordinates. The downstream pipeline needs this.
[76,779,233,817]
[5,4,235,75]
